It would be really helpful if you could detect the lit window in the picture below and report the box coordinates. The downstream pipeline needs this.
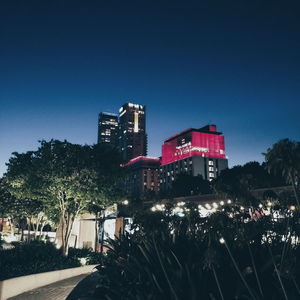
[209,160,214,166]
[209,167,214,171]
[209,173,214,178]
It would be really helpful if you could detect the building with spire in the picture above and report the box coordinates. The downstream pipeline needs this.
[118,103,147,162]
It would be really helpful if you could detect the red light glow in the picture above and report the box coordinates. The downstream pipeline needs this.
[161,130,226,165]
[122,156,160,167]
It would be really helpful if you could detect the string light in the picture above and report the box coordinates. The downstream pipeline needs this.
[219,237,225,244]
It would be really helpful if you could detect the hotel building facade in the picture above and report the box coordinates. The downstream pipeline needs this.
[159,125,228,191]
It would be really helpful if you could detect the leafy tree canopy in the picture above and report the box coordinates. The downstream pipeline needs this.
[213,161,285,205]
[4,140,125,214]
[171,174,212,197]
[3,140,126,254]
[264,138,300,206]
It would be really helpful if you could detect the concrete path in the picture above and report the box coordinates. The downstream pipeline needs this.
[8,274,88,300]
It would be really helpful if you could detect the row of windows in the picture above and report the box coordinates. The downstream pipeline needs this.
[127,159,221,189]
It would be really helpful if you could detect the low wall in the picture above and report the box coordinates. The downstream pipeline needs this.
[0,264,97,300]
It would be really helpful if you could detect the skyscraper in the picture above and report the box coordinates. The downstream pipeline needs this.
[97,112,119,147]
[119,103,147,162]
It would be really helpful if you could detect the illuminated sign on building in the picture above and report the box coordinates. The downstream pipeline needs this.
[134,112,139,132]
[161,126,226,165]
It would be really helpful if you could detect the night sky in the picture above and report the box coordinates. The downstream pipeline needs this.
[1,0,300,176]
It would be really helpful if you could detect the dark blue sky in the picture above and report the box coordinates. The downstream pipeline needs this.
[1,0,300,175]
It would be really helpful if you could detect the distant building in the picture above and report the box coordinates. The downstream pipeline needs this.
[119,103,147,162]
[123,156,160,200]
[160,125,228,190]
[97,112,119,147]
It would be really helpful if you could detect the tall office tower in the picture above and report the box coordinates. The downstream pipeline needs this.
[160,124,228,190]
[119,103,147,162]
[97,112,119,147]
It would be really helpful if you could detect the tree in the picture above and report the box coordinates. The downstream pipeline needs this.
[18,198,46,241]
[171,174,212,197]
[0,179,15,235]
[4,140,125,255]
[264,139,300,207]
[213,161,285,206]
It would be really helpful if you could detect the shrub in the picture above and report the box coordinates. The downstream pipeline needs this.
[0,240,80,280]
[93,208,300,299]
[86,251,107,265]
[68,247,107,265]
[68,247,93,259]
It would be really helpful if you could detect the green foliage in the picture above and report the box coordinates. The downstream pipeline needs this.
[0,179,16,217]
[4,140,125,254]
[86,251,107,265]
[68,247,93,258]
[264,139,300,206]
[0,240,80,280]
[171,174,212,197]
[94,206,300,300]
[4,140,125,220]
[68,247,107,265]
[264,139,300,184]
[214,161,285,206]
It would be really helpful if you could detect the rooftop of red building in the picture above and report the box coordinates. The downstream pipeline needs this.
[122,156,160,167]
[164,124,222,143]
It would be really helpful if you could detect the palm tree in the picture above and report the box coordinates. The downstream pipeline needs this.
[264,139,300,207]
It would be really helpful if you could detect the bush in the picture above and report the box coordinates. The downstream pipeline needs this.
[93,206,300,300]
[68,247,93,259]
[86,251,107,265]
[0,240,80,280]
[68,247,107,265]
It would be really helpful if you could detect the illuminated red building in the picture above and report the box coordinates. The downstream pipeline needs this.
[160,125,228,190]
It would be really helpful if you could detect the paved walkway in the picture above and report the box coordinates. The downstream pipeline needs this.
[8,274,88,300]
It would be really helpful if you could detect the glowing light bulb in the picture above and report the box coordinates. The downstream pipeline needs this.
[219,237,225,244]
